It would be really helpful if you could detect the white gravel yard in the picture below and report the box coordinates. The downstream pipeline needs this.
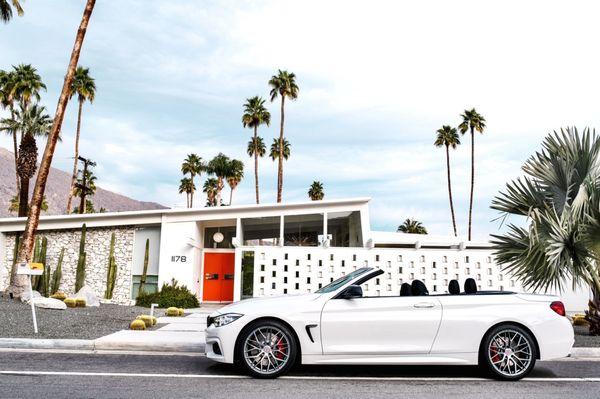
[0,296,159,339]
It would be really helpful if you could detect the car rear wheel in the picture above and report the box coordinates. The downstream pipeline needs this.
[236,320,297,378]
[481,324,536,380]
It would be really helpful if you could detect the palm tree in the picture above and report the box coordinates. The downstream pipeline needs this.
[269,70,299,203]
[207,153,231,206]
[270,137,290,161]
[203,178,219,207]
[226,159,244,205]
[242,96,271,204]
[491,128,600,334]
[66,66,96,214]
[458,108,486,241]
[397,219,428,234]
[9,195,48,214]
[11,0,96,298]
[11,64,46,112]
[0,70,20,192]
[181,153,204,208]
[2,104,53,216]
[434,125,460,237]
[0,0,23,23]
[308,181,324,201]
[73,169,97,213]
[178,177,194,208]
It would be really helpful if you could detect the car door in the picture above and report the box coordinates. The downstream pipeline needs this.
[320,295,442,355]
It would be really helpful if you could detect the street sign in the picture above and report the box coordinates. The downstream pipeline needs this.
[16,262,43,334]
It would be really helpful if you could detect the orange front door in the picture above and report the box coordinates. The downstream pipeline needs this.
[203,252,235,302]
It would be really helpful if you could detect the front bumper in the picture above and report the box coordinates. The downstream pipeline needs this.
[205,317,249,364]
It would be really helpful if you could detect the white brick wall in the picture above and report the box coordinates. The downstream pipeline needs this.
[251,247,524,297]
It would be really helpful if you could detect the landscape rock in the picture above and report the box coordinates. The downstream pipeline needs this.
[72,286,100,307]
[20,290,41,303]
[33,297,67,310]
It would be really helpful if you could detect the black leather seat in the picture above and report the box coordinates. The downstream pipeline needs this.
[400,282,412,296]
[411,280,429,296]
[448,279,460,295]
[464,278,477,294]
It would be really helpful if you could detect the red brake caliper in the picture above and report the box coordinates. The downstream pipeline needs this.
[275,338,285,360]
[490,341,500,363]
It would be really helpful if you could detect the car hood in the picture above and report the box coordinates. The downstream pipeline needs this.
[211,293,323,316]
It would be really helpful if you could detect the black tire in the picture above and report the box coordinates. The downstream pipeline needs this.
[235,319,298,379]
[480,324,537,381]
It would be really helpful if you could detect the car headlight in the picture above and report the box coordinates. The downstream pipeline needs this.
[211,313,243,327]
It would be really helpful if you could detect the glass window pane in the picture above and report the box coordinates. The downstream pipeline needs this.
[132,275,159,299]
[242,216,281,246]
[284,213,323,246]
[327,211,363,247]
[204,226,236,249]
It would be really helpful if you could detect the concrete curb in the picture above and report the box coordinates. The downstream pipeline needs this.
[0,338,94,351]
[0,337,204,353]
[571,347,600,358]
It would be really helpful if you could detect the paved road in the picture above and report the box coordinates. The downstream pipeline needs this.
[0,351,599,398]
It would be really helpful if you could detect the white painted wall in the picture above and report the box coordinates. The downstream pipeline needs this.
[157,221,199,292]
[132,227,161,276]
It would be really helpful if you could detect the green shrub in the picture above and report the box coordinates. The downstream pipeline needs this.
[136,279,199,308]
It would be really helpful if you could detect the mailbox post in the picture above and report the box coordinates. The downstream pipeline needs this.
[16,262,44,334]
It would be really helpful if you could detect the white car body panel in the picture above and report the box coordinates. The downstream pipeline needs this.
[205,269,574,367]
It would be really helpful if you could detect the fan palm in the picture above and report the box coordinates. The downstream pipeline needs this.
[270,138,290,161]
[397,219,428,234]
[203,178,219,207]
[11,0,96,299]
[178,177,194,208]
[0,0,23,22]
[242,96,270,204]
[308,181,324,201]
[0,70,20,192]
[434,125,461,236]
[11,64,46,112]
[491,128,600,334]
[459,108,486,241]
[226,159,245,205]
[9,195,48,214]
[66,66,96,214]
[207,153,231,205]
[269,70,299,203]
[181,153,204,208]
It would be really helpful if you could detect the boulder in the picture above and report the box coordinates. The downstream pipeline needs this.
[72,286,100,307]
[34,297,67,310]
[20,290,41,303]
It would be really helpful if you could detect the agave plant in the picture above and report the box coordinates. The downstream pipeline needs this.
[491,128,600,335]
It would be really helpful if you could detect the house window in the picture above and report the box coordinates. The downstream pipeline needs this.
[283,213,323,246]
[241,216,281,246]
[131,275,158,299]
[204,226,236,249]
[327,211,363,247]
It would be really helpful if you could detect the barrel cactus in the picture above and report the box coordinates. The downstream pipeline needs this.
[178,308,185,316]
[64,298,77,308]
[166,307,179,317]
[130,319,146,330]
[75,298,87,307]
[50,291,67,301]
[136,315,154,328]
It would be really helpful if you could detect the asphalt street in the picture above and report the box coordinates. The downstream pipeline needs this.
[0,351,599,399]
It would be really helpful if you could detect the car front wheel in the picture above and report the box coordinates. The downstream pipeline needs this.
[236,320,297,378]
[481,324,537,380]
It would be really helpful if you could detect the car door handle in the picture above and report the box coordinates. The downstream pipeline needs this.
[414,302,435,308]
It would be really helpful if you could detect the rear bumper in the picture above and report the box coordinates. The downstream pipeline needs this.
[536,316,574,360]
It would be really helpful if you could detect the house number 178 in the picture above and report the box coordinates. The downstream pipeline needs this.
[171,256,187,263]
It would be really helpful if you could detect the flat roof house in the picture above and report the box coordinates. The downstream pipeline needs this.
[0,198,590,311]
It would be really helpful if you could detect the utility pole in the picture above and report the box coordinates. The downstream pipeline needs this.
[74,156,96,214]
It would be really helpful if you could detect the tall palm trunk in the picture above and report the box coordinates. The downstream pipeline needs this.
[190,174,195,208]
[253,125,260,204]
[10,105,19,193]
[216,177,224,205]
[66,98,83,214]
[445,145,458,236]
[229,186,234,206]
[277,96,285,203]
[18,177,29,217]
[9,0,96,298]
[468,127,475,241]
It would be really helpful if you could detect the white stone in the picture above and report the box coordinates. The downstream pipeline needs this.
[72,285,100,307]
[34,297,67,310]
[21,290,41,303]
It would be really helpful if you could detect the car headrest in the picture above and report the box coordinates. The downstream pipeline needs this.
[400,282,412,296]
[448,279,460,295]
[411,280,429,296]
[464,278,477,294]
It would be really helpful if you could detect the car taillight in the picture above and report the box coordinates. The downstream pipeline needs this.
[550,301,566,316]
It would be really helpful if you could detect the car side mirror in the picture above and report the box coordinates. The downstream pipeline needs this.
[340,285,363,299]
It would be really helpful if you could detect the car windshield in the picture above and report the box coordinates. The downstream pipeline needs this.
[316,268,372,293]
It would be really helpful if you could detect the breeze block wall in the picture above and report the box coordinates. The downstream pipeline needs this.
[1,226,135,305]
[250,246,524,297]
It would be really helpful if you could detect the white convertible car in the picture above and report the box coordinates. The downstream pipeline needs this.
[206,267,573,380]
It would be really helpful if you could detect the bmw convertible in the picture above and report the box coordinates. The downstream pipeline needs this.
[205,267,574,380]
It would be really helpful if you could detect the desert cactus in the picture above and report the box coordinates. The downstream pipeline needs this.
[75,224,87,292]
[50,291,67,301]
[130,319,146,330]
[166,307,179,317]
[51,248,64,295]
[178,308,184,316]
[64,298,77,308]
[104,233,117,299]
[75,298,86,307]
[136,315,154,328]
[138,238,150,295]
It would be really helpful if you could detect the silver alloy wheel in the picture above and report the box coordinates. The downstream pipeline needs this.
[487,329,533,377]
[243,326,291,375]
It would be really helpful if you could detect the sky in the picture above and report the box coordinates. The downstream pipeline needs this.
[1,0,600,239]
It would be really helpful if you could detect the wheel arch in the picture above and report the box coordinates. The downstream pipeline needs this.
[233,316,303,364]
[478,321,541,361]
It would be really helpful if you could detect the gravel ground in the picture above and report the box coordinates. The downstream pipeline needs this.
[0,296,161,339]
[573,324,600,347]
